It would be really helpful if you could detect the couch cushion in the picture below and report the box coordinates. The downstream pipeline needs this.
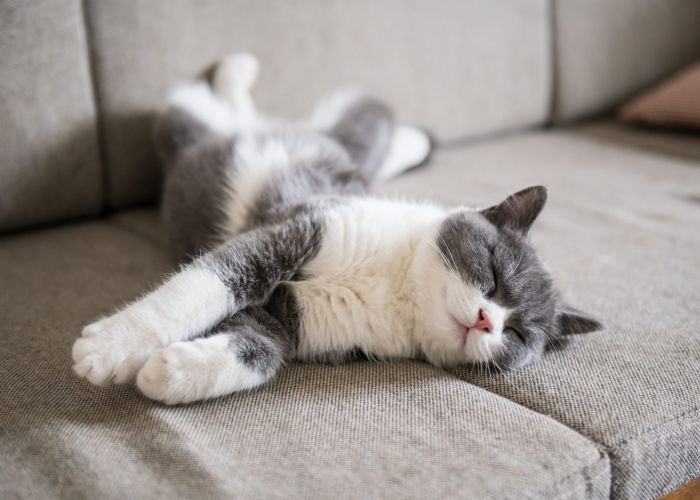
[83,0,551,207]
[381,123,700,499]
[552,0,700,122]
[0,0,102,233]
[570,121,700,165]
[0,217,608,499]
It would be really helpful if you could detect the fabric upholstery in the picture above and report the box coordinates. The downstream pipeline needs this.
[83,0,551,207]
[552,0,700,122]
[0,219,608,499]
[381,123,700,499]
[620,61,700,129]
[572,121,700,165]
[0,0,102,232]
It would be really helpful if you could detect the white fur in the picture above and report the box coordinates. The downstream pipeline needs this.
[411,221,510,366]
[291,198,445,360]
[168,83,237,136]
[213,52,259,114]
[220,136,293,237]
[292,199,509,365]
[136,335,266,405]
[374,126,431,182]
[221,134,342,238]
[168,53,267,140]
[72,267,234,385]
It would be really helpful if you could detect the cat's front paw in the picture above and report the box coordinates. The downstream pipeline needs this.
[72,316,162,386]
[136,339,225,405]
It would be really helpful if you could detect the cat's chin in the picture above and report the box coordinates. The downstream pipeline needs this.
[447,313,469,344]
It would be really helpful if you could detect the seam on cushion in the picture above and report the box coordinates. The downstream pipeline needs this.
[604,412,700,499]
[104,218,164,249]
[528,451,610,500]
[452,371,699,499]
[440,367,612,495]
[610,406,700,448]
[79,0,111,215]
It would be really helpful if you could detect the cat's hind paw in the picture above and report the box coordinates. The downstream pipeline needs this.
[136,340,220,405]
[136,336,266,405]
[214,53,259,92]
[213,52,259,112]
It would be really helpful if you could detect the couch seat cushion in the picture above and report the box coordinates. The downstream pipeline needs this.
[0,217,608,498]
[381,122,700,499]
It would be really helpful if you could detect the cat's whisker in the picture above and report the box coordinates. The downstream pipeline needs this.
[438,234,460,272]
[421,237,451,269]
[491,350,513,385]
[508,250,526,280]
[421,237,464,287]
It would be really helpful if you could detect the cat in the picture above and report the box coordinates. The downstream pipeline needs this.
[72,53,601,405]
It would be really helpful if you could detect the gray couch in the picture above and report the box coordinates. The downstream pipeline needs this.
[2,1,699,499]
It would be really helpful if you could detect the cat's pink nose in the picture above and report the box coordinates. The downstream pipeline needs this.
[474,309,493,333]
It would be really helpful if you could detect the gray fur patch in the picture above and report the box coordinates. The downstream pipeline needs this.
[217,307,292,377]
[437,210,560,370]
[154,107,219,166]
[199,207,324,308]
[160,140,234,261]
[326,96,395,180]
[241,130,368,233]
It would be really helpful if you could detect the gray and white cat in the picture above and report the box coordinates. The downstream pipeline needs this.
[72,54,601,405]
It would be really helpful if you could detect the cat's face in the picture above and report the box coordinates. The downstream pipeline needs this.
[416,186,601,370]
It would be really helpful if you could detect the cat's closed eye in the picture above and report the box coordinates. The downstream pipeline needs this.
[505,327,526,343]
[486,263,498,298]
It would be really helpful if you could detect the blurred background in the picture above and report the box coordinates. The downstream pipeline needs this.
[1,0,699,229]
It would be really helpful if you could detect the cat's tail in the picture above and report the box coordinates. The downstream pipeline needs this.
[312,91,432,183]
[154,53,261,165]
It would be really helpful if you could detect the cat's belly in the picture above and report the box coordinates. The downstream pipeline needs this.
[290,277,417,360]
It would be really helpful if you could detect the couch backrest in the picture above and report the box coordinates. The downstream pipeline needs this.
[1,0,699,233]
[0,0,102,233]
[552,0,700,122]
[84,0,551,208]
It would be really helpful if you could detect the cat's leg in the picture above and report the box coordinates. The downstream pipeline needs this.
[374,125,433,182]
[136,307,291,405]
[312,92,432,182]
[154,82,237,164]
[72,212,321,386]
[72,267,233,385]
[154,53,262,165]
[212,52,259,116]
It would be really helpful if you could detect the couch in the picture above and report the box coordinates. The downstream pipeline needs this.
[2,1,699,498]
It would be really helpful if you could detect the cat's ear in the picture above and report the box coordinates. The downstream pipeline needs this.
[481,186,547,234]
[558,305,603,335]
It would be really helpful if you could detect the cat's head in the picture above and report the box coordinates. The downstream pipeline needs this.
[416,186,602,370]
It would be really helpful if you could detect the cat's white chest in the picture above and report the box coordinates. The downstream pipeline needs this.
[290,199,444,360]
